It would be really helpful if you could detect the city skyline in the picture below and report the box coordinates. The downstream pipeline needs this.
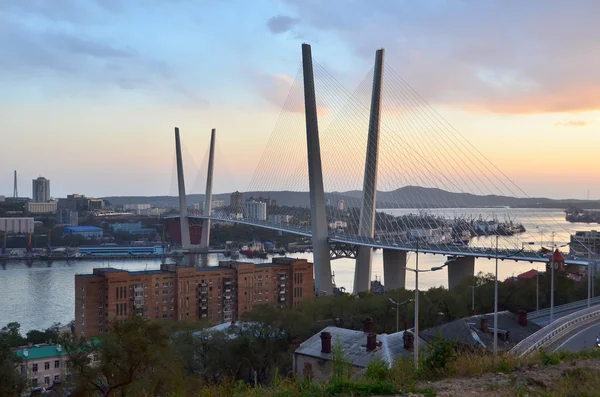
[1,0,599,199]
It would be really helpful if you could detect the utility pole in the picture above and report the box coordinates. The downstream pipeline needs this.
[493,235,499,354]
[414,242,419,369]
[550,232,555,323]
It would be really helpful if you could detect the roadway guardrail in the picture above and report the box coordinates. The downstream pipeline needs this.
[529,296,600,321]
[511,305,600,357]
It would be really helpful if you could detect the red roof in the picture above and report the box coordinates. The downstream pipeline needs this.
[518,269,539,279]
[551,249,565,262]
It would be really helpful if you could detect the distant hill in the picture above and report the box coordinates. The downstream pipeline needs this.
[102,186,600,209]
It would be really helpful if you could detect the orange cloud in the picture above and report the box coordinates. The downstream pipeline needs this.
[555,120,588,127]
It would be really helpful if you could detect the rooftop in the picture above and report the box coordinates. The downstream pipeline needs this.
[420,311,541,351]
[63,226,103,232]
[14,344,66,360]
[295,326,423,368]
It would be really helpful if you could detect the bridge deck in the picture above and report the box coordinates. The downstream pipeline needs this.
[174,215,590,266]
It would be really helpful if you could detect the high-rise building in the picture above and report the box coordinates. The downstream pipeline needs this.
[74,258,314,338]
[244,200,267,221]
[32,177,50,203]
[230,191,243,214]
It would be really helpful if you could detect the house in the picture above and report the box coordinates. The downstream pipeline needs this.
[14,343,70,390]
[420,310,541,352]
[293,318,424,381]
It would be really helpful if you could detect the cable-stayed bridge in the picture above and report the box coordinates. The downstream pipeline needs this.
[168,43,593,296]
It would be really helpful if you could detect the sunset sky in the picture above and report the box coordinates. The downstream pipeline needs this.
[1,0,598,200]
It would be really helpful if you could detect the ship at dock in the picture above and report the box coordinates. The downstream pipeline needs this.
[566,207,600,224]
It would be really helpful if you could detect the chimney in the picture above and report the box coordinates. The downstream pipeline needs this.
[480,318,489,333]
[518,310,527,327]
[366,332,377,352]
[403,331,415,351]
[320,332,331,354]
[363,317,374,334]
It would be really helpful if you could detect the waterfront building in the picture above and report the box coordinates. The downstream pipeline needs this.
[268,214,293,224]
[63,226,103,238]
[109,222,156,235]
[570,230,600,256]
[328,220,347,230]
[230,191,244,214]
[74,257,314,338]
[26,201,57,214]
[124,204,152,211]
[200,200,225,215]
[78,245,165,256]
[56,209,78,226]
[14,343,69,389]
[337,200,347,211]
[32,177,50,203]
[244,200,267,221]
[0,217,34,234]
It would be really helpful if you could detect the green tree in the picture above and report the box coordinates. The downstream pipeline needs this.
[0,333,27,397]
[62,316,184,396]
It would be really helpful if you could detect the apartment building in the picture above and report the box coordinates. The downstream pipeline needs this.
[14,344,69,389]
[74,257,314,338]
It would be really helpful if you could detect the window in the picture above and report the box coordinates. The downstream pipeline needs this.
[155,283,159,288]
[32,378,38,386]
[44,376,50,385]
[32,363,38,372]
[54,375,60,382]
[54,360,60,369]
[44,361,49,369]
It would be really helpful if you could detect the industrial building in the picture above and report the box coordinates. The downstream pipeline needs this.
[0,217,34,234]
[62,226,103,238]
[109,222,156,235]
[74,257,314,338]
[124,204,152,211]
[26,201,57,214]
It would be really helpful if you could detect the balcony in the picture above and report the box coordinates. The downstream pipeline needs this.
[224,280,232,286]
[279,297,286,302]
[225,288,231,293]
[134,286,144,292]
[279,290,285,294]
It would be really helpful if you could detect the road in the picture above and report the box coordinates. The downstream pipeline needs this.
[530,299,600,327]
[554,322,600,352]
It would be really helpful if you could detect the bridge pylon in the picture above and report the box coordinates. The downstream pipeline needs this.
[199,128,216,251]
[354,48,385,293]
[174,127,192,250]
[302,43,332,295]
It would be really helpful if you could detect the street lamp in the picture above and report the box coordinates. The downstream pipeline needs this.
[493,236,525,354]
[520,241,537,312]
[402,244,451,368]
[388,298,412,333]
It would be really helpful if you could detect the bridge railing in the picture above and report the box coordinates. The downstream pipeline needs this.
[511,305,600,357]
[529,296,600,321]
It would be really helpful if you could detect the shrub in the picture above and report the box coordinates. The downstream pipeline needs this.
[364,357,391,383]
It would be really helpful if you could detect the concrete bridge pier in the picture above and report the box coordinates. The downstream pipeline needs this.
[199,128,216,252]
[447,256,475,289]
[383,249,407,291]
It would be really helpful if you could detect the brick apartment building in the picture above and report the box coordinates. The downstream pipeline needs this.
[74,257,314,338]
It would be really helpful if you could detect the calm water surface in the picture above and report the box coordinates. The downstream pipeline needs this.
[2,208,598,332]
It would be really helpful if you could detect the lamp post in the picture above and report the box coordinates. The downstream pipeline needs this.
[389,298,412,333]
[402,241,450,369]
[521,241,536,312]
[493,237,525,354]
[550,232,555,323]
